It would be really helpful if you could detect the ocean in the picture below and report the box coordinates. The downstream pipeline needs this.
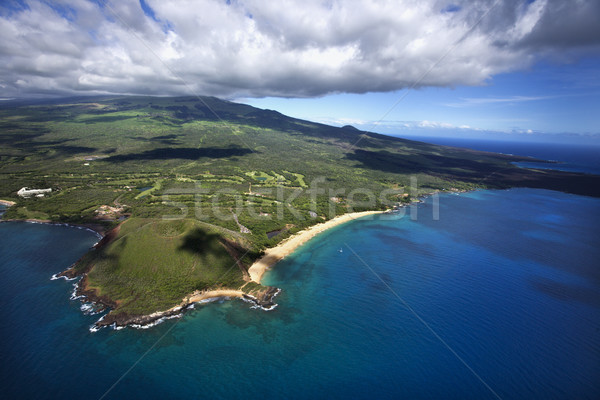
[1,140,599,399]
[405,136,600,175]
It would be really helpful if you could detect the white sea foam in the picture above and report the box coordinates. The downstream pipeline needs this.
[80,302,103,315]
[70,283,84,300]
[261,304,278,311]
[24,220,102,240]
[50,273,76,281]
[89,315,106,333]
[124,296,238,330]
[129,314,182,330]
[88,294,264,332]
[197,296,229,305]
[240,289,281,311]
[86,228,103,239]
[240,295,257,304]
[186,296,226,309]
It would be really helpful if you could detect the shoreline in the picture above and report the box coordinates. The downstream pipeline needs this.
[51,221,282,330]
[0,218,107,237]
[106,289,246,329]
[0,199,16,207]
[48,210,384,329]
[187,289,244,303]
[87,287,281,330]
[248,210,382,283]
[89,211,383,329]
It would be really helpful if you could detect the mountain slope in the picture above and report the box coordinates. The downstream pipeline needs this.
[1,96,598,325]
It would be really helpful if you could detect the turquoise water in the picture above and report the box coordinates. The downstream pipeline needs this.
[1,188,599,399]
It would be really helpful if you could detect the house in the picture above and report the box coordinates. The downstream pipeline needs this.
[17,187,52,198]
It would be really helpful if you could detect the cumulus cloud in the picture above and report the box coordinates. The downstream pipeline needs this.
[0,0,599,98]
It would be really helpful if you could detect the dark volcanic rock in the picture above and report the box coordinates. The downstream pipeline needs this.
[244,286,281,310]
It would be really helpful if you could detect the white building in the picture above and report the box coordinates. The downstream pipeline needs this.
[17,187,52,198]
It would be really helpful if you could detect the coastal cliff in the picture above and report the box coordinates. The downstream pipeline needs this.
[57,219,282,329]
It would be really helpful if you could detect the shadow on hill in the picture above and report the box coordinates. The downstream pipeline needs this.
[161,100,367,141]
[178,229,226,255]
[0,132,45,145]
[348,149,600,197]
[492,167,600,197]
[104,146,253,162]
[0,128,98,155]
[245,110,361,140]
[80,115,136,124]
[345,149,500,181]
[151,134,179,140]
[52,145,98,155]
[130,134,180,145]
[346,149,411,173]
[8,140,97,156]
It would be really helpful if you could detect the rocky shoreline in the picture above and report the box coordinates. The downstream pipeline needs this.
[62,265,282,330]
[0,218,107,238]
[54,224,281,330]
[79,285,282,330]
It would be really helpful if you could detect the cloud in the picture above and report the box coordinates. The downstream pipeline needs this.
[515,0,600,50]
[0,0,599,98]
[417,120,455,129]
[444,95,554,107]
[315,117,368,127]
[369,120,599,144]
[329,118,479,132]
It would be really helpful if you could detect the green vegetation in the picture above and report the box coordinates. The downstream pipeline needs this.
[1,95,598,320]
[80,218,251,317]
[135,179,162,199]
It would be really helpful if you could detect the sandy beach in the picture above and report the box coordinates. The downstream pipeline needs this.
[186,289,244,303]
[248,211,382,283]
[93,289,247,329]
[0,199,16,206]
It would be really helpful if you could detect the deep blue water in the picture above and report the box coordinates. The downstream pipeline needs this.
[405,136,600,175]
[1,186,599,399]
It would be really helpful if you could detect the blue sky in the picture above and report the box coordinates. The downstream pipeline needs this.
[244,56,600,142]
[1,0,599,143]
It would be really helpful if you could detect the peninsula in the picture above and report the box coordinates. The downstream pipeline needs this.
[1,96,599,329]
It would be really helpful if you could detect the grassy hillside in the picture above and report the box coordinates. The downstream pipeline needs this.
[0,95,559,229]
[1,95,598,320]
[75,218,254,317]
